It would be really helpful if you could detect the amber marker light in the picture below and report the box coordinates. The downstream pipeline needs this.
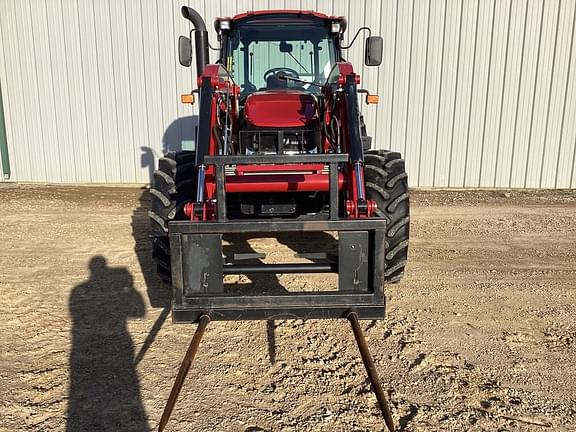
[366,94,379,104]
[181,93,195,104]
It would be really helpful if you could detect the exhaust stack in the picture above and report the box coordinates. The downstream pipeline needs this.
[181,6,210,76]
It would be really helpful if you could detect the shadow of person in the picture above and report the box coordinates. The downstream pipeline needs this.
[67,256,148,432]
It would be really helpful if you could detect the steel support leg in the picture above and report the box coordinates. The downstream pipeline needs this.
[347,311,395,432]
[158,314,211,432]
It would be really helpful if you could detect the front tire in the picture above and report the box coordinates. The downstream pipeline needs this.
[365,151,410,283]
[148,151,196,284]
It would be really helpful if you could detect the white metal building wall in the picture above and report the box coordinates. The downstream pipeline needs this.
[0,0,575,187]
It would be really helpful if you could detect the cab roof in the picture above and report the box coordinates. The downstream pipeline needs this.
[215,10,347,32]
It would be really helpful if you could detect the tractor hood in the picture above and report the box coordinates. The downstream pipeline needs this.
[244,91,318,128]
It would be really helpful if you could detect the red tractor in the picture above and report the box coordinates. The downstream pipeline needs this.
[151,7,409,431]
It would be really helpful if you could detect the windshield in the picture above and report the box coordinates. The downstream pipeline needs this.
[224,19,337,96]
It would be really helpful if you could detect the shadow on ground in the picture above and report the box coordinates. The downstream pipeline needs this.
[66,116,198,431]
[67,256,148,431]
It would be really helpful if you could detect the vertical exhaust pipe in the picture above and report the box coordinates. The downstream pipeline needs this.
[181,6,210,76]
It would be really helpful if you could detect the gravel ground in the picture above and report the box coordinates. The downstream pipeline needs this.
[0,185,575,431]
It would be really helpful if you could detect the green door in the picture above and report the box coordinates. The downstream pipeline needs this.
[0,83,10,180]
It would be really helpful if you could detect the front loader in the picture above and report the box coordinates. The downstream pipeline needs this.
[150,6,410,431]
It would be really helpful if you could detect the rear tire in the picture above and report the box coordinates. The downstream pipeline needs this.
[365,150,410,283]
[149,151,196,284]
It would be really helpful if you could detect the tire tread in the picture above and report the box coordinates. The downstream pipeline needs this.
[365,150,410,283]
[149,152,196,284]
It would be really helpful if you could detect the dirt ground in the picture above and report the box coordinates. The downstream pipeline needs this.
[0,185,575,432]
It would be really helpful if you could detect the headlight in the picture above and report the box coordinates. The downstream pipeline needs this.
[219,19,230,31]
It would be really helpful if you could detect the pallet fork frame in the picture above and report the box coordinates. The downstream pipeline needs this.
[158,153,396,431]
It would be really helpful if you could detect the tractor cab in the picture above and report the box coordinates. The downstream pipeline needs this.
[216,12,344,97]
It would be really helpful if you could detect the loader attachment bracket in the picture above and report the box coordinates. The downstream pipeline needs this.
[169,218,386,322]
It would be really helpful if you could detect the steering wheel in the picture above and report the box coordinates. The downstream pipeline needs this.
[263,67,300,89]
[263,67,300,82]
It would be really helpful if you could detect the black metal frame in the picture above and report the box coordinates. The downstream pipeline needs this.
[169,218,386,322]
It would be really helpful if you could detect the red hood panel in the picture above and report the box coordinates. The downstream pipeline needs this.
[244,91,318,128]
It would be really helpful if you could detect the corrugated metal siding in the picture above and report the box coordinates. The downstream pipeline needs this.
[0,0,575,187]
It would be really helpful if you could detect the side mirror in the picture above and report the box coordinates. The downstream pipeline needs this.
[365,36,383,66]
[179,35,193,67]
